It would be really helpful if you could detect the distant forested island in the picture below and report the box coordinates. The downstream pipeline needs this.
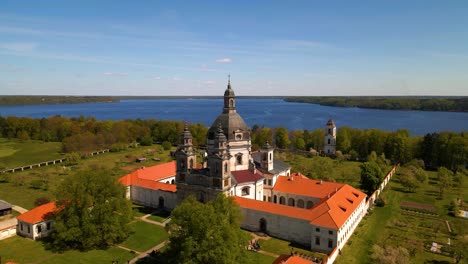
[1,95,467,112]
[284,96,468,112]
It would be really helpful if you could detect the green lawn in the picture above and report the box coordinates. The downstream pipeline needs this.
[120,220,168,252]
[245,250,277,264]
[0,236,135,264]
[257,236,326,260]
[147,210,171,222]
[0,143,174,209]
[335,167,467,264]
[0,138,62,168]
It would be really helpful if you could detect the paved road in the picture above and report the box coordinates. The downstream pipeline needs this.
[0,217,17,230]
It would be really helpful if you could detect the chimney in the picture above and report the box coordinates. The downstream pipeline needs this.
[320,179,323,185]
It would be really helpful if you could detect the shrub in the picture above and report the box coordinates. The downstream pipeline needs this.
[375,197,386,207]
[162,141,172,150]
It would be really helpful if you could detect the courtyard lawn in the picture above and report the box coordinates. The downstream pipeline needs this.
[335,167,467,264]
[259,236,326,260]
[133,204,155,217]
[147,210,171,223]
[0,236,135,264]
[0,138,62,168]
[245,250,277,264]
[120,220,168,252]
[0,143,174,209]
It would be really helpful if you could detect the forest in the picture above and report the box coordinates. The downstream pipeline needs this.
[0,115,465,171]
[0,96,118,106]
[284,96,468,112]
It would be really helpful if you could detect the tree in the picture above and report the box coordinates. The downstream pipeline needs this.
[437,167,453,198]
[52,170,132,250]
[360,161,384,195]
[275,127,290,149]
[34,196,51,206]
[371,244,410,264]
[165,194,251,264]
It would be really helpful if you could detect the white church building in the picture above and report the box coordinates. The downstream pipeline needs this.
[119,80,367,257]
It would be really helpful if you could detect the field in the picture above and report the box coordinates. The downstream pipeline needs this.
[120,221,168,252]
[336,168,468,264]
[0,138,62,168]
[0,140,174,209]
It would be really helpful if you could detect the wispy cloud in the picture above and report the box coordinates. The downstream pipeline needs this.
[104,72,128,77]
[0,42,37,52]
[153,76,161,80]
[215,58,232,63]
[171,77,181,81]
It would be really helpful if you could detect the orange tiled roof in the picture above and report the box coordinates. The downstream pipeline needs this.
[273,173,344,199]
[273,255,316,264]
[17,202,56,224]
[236,176,366,229]
[132,161,176,181]
[118,162,177,193]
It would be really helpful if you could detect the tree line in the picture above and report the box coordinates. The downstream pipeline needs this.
[285,96,468,112]
[1,115,465,170]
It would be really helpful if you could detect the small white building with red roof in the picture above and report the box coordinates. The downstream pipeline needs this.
[16,202,56,240]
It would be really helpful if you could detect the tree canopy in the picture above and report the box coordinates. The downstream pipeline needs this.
[165,194,251,264]
[51,169,133,250]
[360,161,384,195]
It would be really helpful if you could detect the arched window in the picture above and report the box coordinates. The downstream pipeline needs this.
[171,179,175,184]
[236,133,242,140]
[288,198,295,207]
[297,199,305,208]
[328,128,331,134]
[259,218,267,232]
[236,155,242,165]
[269,153,272,161]
[224,163,228,173]
[279,196,286,205]
[328,139,331,144]
[306,201,314,209]
[189,159,194,169]
[273,195,277,203]
[229,99,234,107]
[241,187,250,196]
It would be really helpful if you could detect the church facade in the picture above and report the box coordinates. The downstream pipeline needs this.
[119,80,366,256]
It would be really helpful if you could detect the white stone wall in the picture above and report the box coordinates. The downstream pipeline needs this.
[239,207,312,247]
[228,140,251,171]
[310,226,338,253]
[0,225,16,240]
[131,186,177,210]
[17,220,53,240]
[337,198,367,250]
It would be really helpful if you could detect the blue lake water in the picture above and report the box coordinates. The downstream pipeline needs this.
[0,99,466,136]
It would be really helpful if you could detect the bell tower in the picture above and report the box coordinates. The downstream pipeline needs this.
[260,142,274,171]
[175,123,196,184]
[207,124,231,190]
[223,75,236,114]
[324,119,336,155]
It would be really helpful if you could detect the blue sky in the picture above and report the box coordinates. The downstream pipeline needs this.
[1,1,467,96]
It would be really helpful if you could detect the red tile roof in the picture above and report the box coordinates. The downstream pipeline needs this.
[132,161,176,181]
[273,255,315,264]
[273,173,344,199]
[232,170,264,184]
[17,202,56,224]
[118,162,177,193]
[236,176,366,229]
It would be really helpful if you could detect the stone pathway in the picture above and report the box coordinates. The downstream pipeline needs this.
[128,240,168,264]
[140,214,165,227]
[12,205,28,214]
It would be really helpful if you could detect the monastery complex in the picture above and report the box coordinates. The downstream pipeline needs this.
[117,80,367,259]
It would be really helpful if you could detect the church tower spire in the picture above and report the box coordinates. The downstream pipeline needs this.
[223,75,236,114]
[175,122,197,184]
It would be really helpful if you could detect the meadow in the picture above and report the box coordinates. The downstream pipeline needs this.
[0,138,62,169]
[336,168,467,264]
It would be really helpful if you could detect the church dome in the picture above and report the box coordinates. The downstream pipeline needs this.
[208,112,250,141]
[224,85,235,97]
[326,119,336,127]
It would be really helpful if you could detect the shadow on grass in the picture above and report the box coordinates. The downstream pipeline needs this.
[136,250,169,264]
[39,236,112,253]
[424,261,451,264]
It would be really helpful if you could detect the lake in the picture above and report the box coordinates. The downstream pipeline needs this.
[0,99,466,136]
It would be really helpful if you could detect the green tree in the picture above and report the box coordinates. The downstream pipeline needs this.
[165,194,251,264]
[274,127,290,149]
[437,167,453,198]
[360,161,384,195]
[52,170,132,250]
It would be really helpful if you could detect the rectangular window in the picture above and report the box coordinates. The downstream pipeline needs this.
[20,223,23,231]
[315,236,320,245]
[27,226,30,234]
[47,222,51,230]
[268,197,271,202]
[268,179,272,185]
[264,179,267,184]
[263,196,266,201]
[316,228,320,232]
[37,225,42,233]
[329,230,333,235]
[328,239,333,248]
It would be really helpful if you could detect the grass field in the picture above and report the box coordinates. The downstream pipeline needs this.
[0,138,62,168]
[121,221,168,252]
[259,236,327,260]
[335,168,468,264]
[245,250,277,264]
[0,236,135,264]
[0,142,174,209]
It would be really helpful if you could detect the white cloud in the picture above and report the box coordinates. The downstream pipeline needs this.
[0,42,37,52]
[203,80,215,85]
[153,76,161,80]
[104,72,128,77]
[215,58,232,63]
